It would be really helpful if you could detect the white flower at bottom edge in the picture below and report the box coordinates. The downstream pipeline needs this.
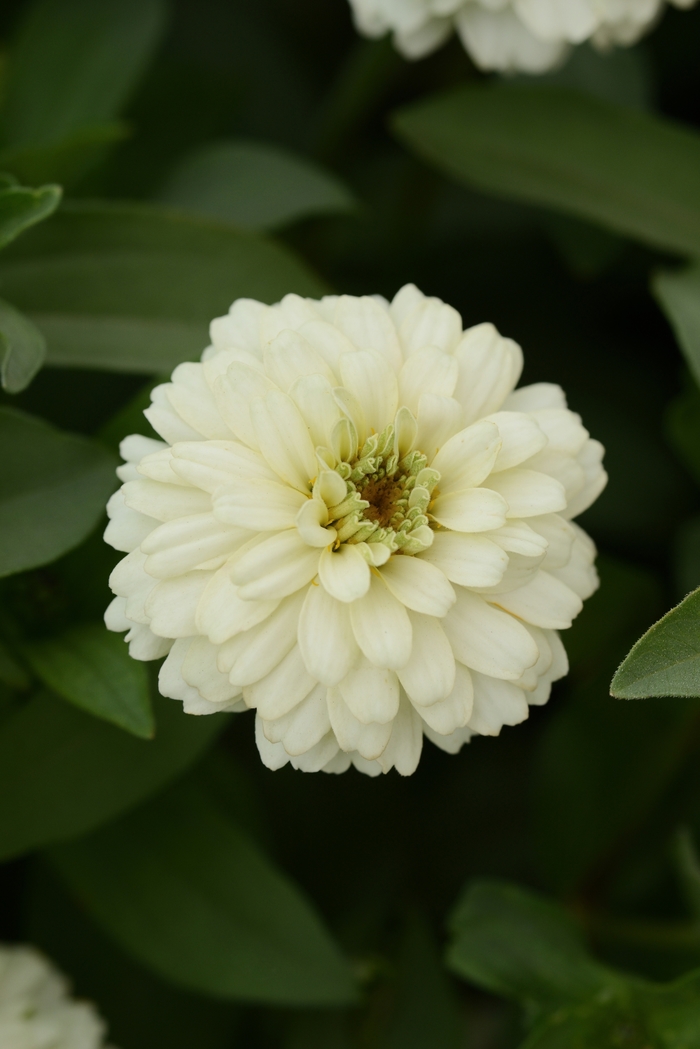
[0,944,115,1049]
[347,0,698,73]
[104,283,607,777]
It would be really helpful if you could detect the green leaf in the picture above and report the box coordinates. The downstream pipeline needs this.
[612,589,700,699]
[0,201,327,374]
[158,139,357,231]
[22,623,153,738]
[0,691,225,861]
[49,778,359,1006]
[674,829,700,922]
[667,386,700,487]
[447,881,614,1012]
[0,122,129,188]
[3,0,166,147]
[654,266,700,389]
[0,297,46,392]
[392,84,700,257]
[0,179,61,249]
[0,408,117,578]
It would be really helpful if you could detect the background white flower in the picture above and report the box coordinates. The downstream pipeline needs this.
[105,284,606,777]
[347,0,699,73]
[0,944,113,1049]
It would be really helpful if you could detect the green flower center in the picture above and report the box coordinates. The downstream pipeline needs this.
[327,424,440,555]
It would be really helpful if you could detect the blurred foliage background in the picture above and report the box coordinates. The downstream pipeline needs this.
[2,1,700,1046]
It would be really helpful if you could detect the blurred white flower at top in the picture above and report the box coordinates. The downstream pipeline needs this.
[0,944,114,1049]
[104,283,606,777]
[347,0,698,73]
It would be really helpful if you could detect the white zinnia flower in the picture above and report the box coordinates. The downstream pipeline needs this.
[104,284,606,777]
[347,0,698,73]
[0,945,113,1049]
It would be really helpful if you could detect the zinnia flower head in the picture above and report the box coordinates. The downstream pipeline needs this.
[105,284,606,776]
[347,0,698,73]
[0,944,113,1049]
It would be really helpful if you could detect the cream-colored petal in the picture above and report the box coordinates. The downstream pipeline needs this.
[431,487,508,532]
[442,588,539,680]
[398,297,462,356]
[398,612,455,706]
[264,683,331,756]
[417,661,473,734]
[232,530,321,601]
[418,532,508,588]
[218,590,305,685]
[290,374,343,449]
[244,645,316,720]
[431,420,501,494]
[327,687,391,760]
[398,346,458,414]
[195,565,279,644]
[423,722,474,755]
[181,635,242,703]
[122,479,210,522]
[166,362,233,440]
[297,319,355,373]
[263,328,336,391]
[414,394,464,464]
[171,440,278,492]
[377,696,422,775]
[104,492,155,553]
[349,572,412,669]
[380,555,455,617]
[339,350,398,435]
[298,583,360,685]
[319,544,371,602]
[213,478,306,530]
[453,324,523,424]
[289,732,340,773]
[251,390,317,493]
[137,447,190,486]
[494,570,583,630]
[488,521,549,558]
[530,408,588,455]
[504,383,567,413]
[468,671,529,736]
[483,469,567,518]
[210,297,266,355]
[485,411,548,472]
[528,513,575,570]
[145,571,213,638]
[145,384,203,444]
[334,294,403,372]
[141,513,249,578]
[255,713,290,770]
[213,363,277,449]
[339,658,400,724]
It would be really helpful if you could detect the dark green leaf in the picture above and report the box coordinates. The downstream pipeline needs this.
[392,84,700,257]
[447,881,614,1011]
[667,387,700,487]
[0,201,327,374]
[22,623,153,738]
[0,122,129,188]
[0,408,117,578]
[49,778,358,1005]
[3,0,166,147]
[674,515,700,599]
[158,139,357,231]
[0,639,30,690]
[654,267,700,389]
[0,297,46,392]
[674,828,700,922]
[0,180,61,249]
[0,691,225,861]
[612,589,700,699]
[27,862,241,1049]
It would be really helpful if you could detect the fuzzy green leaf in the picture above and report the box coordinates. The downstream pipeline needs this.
[611,589,700,699]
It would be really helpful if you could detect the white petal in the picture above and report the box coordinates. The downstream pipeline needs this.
[122,479,211,520]
[218,590,305,685]
[349,573,413,669]
[431,420,501,493]
[390,284,425,326]
[244,645,316,720]
[417,662,473,735]
[298,584,360,685]
[334,294,403,372]
[213,362,276,449]
[141,513,248,578]
[327,687,391,760]
[525,449,585,502]
[159,638,201,705]
[453,324,523,424]
[351,754,383,776]
[483,469,567,518]
[380,555,455,617]
[104,491,155,552]
[414,394,464,463]
[171,440,278,492]
[494,570,583,630]
[255,713,290,770]
[289,374,343,449]
[530,408,588,455]
[145,384,203,444]
[485,411,548,472]
[339,350,398,434]
[263,683,330,756]
[513,623,553,692]
[260,293,320,344]
[504,383,566,412]
[398,612,455,705]
[213,479,306,530]
[298,318,355,373]
[231,530,321,601]
[195,566,279,644]
[398,346,458,414]
[468,672,529,735]
[473,549,545,596]
[290,732,340,773]
[419,532,508,588]
[126,622,172,661]
[339,658,400,724]
[322,750,353,775]
[263,329,336,391]
[166,363,233,440]
[528,513,575,570]
[378,696,422,776]
[442,588,539,680]
[319,544,371,602]
[431,487,508,532]
[398,297,462,355]
[105,595,130,633]
[145,571,213,638]
[210,298,266,355]
[109,549,156,623]
[550,525,599,599]
[251,390,317,493]
[137,447,190,486]
[424,723,474,755]
[562,440,607,519]
[488,521,549,558]
[120,433,166,464]
[181,635,242,703]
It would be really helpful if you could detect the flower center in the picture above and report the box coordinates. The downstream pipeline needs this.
[327,424,440,555]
